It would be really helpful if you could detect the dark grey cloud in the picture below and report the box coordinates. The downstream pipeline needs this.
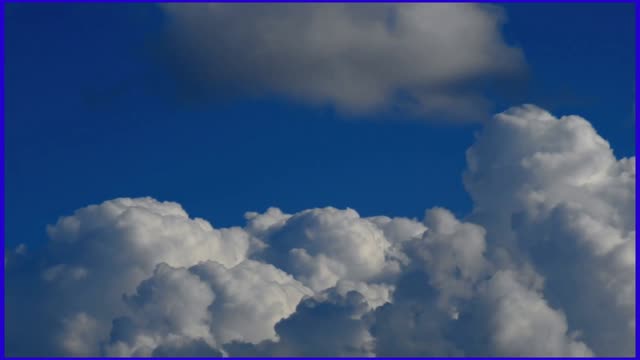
[160,3,525,120]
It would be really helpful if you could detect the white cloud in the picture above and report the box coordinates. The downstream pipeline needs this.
[256,207,400,292]
[105,259,312,356]
[160,3,524,119]
[104,264,216,356]
[465,104,636,356]
[32,197,253,355]
[5,105,634,357]
[189,259,312,345]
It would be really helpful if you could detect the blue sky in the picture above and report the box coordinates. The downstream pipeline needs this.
[5,2,635,250]
[4,4,636,358]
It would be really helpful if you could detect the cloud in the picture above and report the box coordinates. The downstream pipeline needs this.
[408,208,490,312]
[104,264,216,356]
[226,290,377,357]
[5,105,634,357]
[254,207,403,292]
[464,104,636,356]
[160,3,525,120]
[8,197,255,355]
[103,259,310,356]
[481,270,593,357]
[58,312,101,357]
[188,260,312,345]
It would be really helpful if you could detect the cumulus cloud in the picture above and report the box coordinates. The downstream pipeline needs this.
[364,208,490,356]
[481,270,593,357]
[255,207,403,292]
[5,105,634,357]
[103,259,311,356]
[104,264,216,356]
[160,3,524,119]
[9,197,254,355]
[465,104,636,356]
[409,208,490,312]
[188,260,311,345]
[227,290,377,357]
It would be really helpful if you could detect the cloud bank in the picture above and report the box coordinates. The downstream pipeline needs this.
[5,105,634,357]
[160,3,525,120]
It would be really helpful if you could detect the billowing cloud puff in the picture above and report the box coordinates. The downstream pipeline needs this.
[160,3,524,119]
[188,259,311,345]
[46,197,251,271]
[371,208,593,357]
[367,208,490,356]
[256,207,401,292]
[465,104,635,356]
[5,105,634,357]
[10,197,254,355]
[409,208,489,311]
[104,264,216,356]
[104,260,311,356]
[367,215,427,244]
[227,290,376,357]
[481,270,593,357]
[465,105,626,214]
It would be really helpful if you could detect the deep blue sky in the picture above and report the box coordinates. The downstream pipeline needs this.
[5,3,635,249]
